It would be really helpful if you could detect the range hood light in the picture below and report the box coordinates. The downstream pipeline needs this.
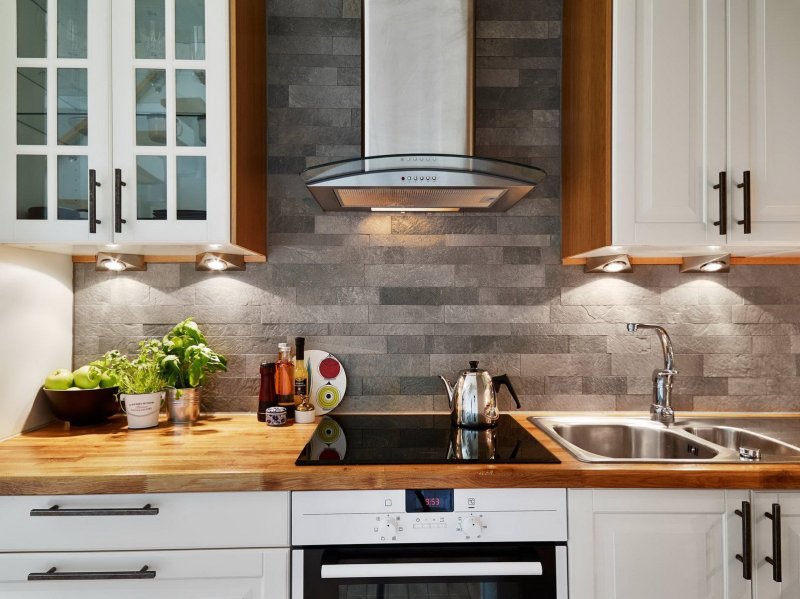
[95,253,146,272]
[370,207,460,213]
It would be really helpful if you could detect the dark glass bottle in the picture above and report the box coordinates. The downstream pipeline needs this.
[257,362,277,422]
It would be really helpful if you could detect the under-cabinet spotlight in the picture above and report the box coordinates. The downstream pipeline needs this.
[680,254,731,273]
[95,253,146,272]
[584,254,633,274]
[195,252,246,272]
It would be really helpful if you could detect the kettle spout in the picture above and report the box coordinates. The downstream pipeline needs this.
[439,376,455,411]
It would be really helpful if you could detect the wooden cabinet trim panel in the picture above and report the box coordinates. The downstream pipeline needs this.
[230,0,268,257]
[562,0,613,258]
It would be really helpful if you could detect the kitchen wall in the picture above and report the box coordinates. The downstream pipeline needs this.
[73,0,800,413]
[1,247,71,439]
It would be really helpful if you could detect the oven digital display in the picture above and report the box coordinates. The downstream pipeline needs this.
[405,489,454,512]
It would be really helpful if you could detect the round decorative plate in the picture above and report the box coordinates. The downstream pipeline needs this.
[305,349,347,415]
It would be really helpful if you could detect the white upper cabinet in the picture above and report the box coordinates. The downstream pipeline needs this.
[613,0,727,247]
[728,0,800,244]
[0,0,112,243]
[0,0,265,252]
[606,0,800,251]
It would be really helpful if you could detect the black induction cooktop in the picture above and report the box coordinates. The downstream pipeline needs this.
[295,413,560,465]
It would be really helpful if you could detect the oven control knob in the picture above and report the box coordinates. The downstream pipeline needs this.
[459,516,484,538]
[379,516,399,539]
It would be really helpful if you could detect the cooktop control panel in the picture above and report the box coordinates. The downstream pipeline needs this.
[291,488,567,546]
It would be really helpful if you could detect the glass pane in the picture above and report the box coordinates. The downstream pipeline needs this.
[57,155,88,219]
[135,0,165,59]
[175,0,205,60]
[17,67,47,145]
[57,0,87,58]
[176,69,206,146]
[17,155,47,220]
[17,0,47,58]
[136,68,166,146]
[136,155,167,220]
[57,68,88,145]
[176,156,206,220]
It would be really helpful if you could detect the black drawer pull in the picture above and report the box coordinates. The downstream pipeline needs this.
[88,169,101,234]
[765,503,782,582]
[734,500,752,580]
[28,565,155,581]
[30,504,159,517]
[114,168,127,233]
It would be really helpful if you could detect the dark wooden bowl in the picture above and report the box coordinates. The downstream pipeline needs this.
[42,387,120,425]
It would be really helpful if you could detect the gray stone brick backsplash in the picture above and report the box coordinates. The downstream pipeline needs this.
[71,0,800,414]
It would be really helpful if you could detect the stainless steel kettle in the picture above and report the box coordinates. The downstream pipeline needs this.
[439,361,521,428]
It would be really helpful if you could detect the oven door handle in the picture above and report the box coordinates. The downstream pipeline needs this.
[321,561,543,579]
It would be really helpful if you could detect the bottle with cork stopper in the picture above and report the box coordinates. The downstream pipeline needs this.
[293,337,315,423]
[275,342,295,421]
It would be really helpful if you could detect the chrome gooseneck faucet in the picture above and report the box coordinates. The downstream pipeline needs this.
[627,323,677,425]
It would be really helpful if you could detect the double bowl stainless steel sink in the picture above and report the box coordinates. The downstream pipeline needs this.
[530,416,800,463]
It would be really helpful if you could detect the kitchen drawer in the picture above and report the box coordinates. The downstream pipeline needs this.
[0,548,288,598]
[0,492,288,552]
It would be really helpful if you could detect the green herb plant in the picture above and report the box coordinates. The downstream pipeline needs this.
[92,343,168,396]
[160,318,227,389]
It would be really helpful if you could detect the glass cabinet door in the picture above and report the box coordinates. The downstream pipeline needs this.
[111,0,229,244]
[0,0,111,243]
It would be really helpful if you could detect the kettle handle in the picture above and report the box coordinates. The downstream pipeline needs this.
[492,374,521,409]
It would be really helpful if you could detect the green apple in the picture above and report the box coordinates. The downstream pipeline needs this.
[73,365,101,389]
[44,369,73,390]
[98,371,118,389]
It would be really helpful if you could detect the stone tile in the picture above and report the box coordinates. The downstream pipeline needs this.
[271,264,364,287]
[502,247,542,264]
[365,265,454,287]
[445,234,550,247]
[262,305,368,324]
[369,305,444,324]
[296,287,380,305]
[569,336,607,353]
[546,376,582,395]
[268,17,359,37]
[332,37,360,55]
[607,335,651,354]
[362,377,401,395]
[477,21,549,39]
[334,396,435,413]
[387,336,430,354]
[341,354,430,377]
[521,354,610,376]
[693,395,800,412]
[561,282,659,305]
[583,376,627,395]
[431,353,521,377]
[269,0,342,17]
[444,305,549,324]
[671,336,752,354]
[268,36,333,55]
[752,336,792,354]
[478,287,560,305]
[329,323,431,336]
[433,323,513,336]
[728,377,800,395]
[288,85,359,108]
[454,265,545,288]
[476,68,519,87]
[304,335,387,354]
[612,354,703,377]
[429,335,567,355]
[521,395,616,411]
[380,287,478,306]
[704,355,797,378]
[370,235,447,247]
[315,214,392,234]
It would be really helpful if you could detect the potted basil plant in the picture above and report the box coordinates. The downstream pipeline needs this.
[160,318,227,423]
[113,341,168,429]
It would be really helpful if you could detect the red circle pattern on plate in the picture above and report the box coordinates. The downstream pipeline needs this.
[318,357,341,379]
[318,448,341,461]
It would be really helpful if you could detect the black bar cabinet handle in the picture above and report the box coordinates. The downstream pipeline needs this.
[765,503,782,582]
[28,565,155,581]
[737,170,751,234]
[30,503,159,517]
[712,171,727,235]
[88,169,101,234]
[734,500,752,580]
[114,168,127,233]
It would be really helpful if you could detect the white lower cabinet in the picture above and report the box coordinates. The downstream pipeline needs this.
[568,489,751,599]
[753,492,800,599]
[0,549,288,598]
[0,492,290,599]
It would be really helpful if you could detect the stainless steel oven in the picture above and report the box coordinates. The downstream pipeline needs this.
[291,489,567,599]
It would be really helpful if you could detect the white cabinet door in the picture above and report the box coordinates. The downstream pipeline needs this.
[753,492,800,599]
[0,0,112,243]
[568,489,751,599]
[728,0,800,244]
[612,0,728,247]
[110,0,230,244]
[0,548,288,599]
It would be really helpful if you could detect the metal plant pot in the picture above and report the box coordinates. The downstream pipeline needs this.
[166,387,201,424]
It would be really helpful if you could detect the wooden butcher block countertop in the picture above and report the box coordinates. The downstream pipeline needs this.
[1,412,800,495]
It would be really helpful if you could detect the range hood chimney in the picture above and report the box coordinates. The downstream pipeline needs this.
[300,0,546,212]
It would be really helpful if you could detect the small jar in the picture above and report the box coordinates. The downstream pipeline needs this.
[294,403,316,424]
[264,406,287,427]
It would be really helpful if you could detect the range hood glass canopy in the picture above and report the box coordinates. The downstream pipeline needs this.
[301,0,546,212]
[301,154,546,212]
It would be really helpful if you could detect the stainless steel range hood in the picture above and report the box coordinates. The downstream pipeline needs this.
[300,0,546,212]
